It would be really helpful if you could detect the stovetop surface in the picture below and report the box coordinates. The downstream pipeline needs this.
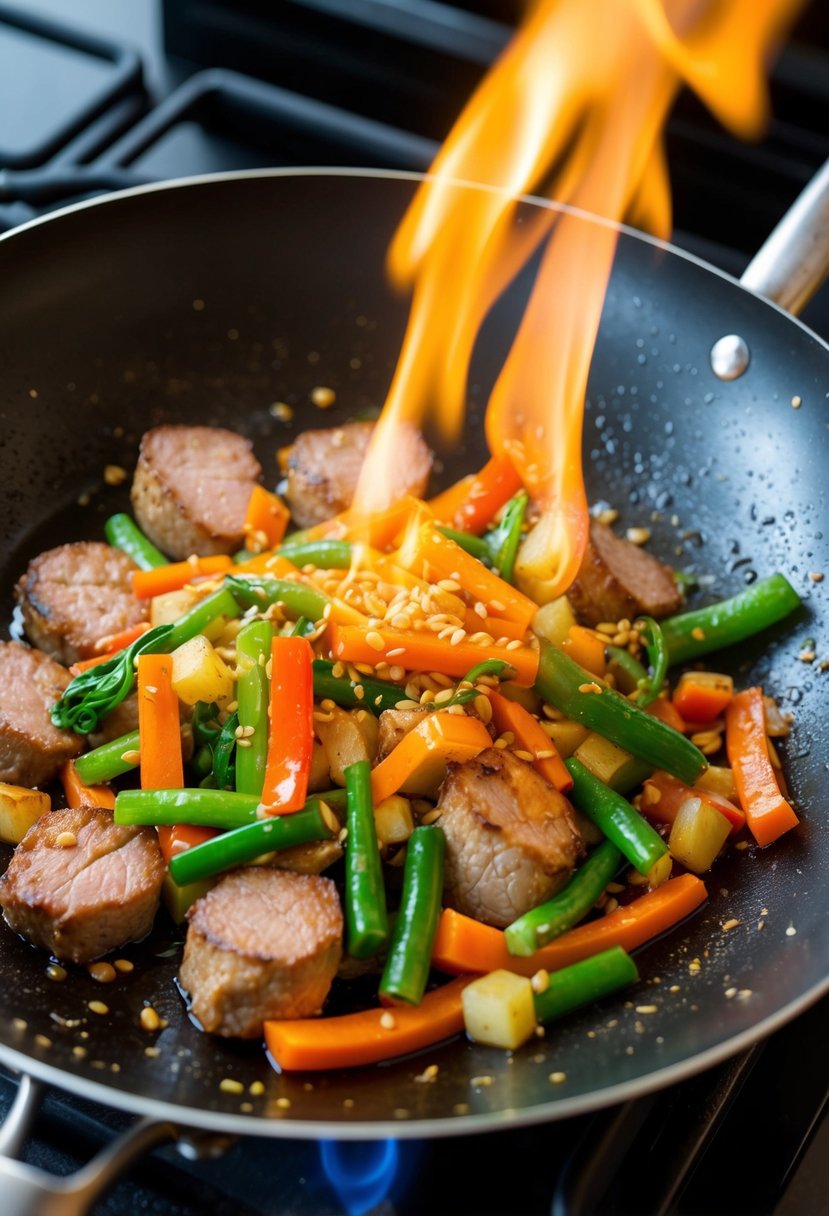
[0,2,827,1213]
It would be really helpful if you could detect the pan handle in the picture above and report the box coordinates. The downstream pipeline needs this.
[740,156,829,317]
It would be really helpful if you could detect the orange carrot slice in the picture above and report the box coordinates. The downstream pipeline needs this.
[488,691,572,792]
[561,626,607,677]
[264,976,472,1071]
[431,874,708,977]
[370,711,491,804]
[725,686,799,846]
[328,623,539,687]
[260,637,314,814]
[137,654,184,791]
[243,485,290,551]
[132,556,233,599]
[428,455,522,536]
[60,760,115,811]
[673,672,733,724]
[640,770,745,834]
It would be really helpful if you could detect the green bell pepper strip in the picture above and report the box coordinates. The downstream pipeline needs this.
[290,616,315,638]
[343,759,389,959]
[379,825,445,1006]
[104,513,168,570]
[631,615,668,707]
[436,492,528,584]
[277,539,354,569]
[565,758,668,875]
[74,730,141,784]
[235,619,273,796]
[212,711,238,791]
[435,658,515,710]
[114,786,347,830]
[660,573,801,666]
[311,660,406,715]
[534,640,707,785]
[505,839,623,957]
[167,801,337,887]
[533,946,639,1024]
[51,586,241,735]
[224,574,328,624]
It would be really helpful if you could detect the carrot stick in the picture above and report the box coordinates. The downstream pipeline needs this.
[231,553,300,578]
[462,610,527,642]
[94,621,151,654]
[488,691,572,793]
[260,637,314,814]
[639,770,745,834]
[264,976,472,1071]
[561,626,607,678]
[645,695,687,734]
[243,485,290,551]
[431,874,708,977]
[303,496,426,549]
[400,522,537,629]
[60,761,115,811]
[69,653,115,677]
[429,455,522,536]
[132,556,234,599]
[157,823,217,866]
[370,712,492,804]
[328,622,539,687]
[673,672,733,724]
[725,686,799,846]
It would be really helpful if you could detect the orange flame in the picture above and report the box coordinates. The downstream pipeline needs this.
[353,0,802,597]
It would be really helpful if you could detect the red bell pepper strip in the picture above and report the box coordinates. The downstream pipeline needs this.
[725,686,799,846]
[428,454,522,536]
[260,636,314,814]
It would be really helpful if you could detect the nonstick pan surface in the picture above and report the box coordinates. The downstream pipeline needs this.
[0,170,826,1139]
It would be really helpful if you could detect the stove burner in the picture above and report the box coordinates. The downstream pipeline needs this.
[320,1138,400,1215]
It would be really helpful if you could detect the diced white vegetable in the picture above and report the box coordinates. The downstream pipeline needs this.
[315,706,370,786]
[0,783,50,844]
[461,969,538,1050]
[669,797,730,873]
[352,709,380,762]
[308,741,331,792]
[542,718,590,758]
[161,872,213,923]
[532,597,577,647]
[150,588,200,629]
[373,795,414,847]
[694,765,737,801]
[574,732,643,790]
[171,635,234,706]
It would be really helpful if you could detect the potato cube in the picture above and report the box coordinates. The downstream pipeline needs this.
[162,872,213,923]
[669,797,730,873]
[0,784,50,844]
[574,732,651,793]
[373,795,414,847]
[542,718,590,758]
[462,969,537,1050]
[171,635,234,706]
[532,597,577,647]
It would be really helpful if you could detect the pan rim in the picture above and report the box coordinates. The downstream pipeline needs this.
[0,166,827,1136]
[0,164,827,358]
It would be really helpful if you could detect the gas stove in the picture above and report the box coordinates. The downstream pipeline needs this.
[0,2,828,1213]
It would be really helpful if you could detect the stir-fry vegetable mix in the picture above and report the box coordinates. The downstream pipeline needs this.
[40,449,803,1069]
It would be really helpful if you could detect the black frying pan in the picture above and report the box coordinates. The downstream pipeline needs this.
[0,169,827,1140]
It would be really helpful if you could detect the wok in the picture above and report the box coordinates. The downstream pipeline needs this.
[0,168,827,1145]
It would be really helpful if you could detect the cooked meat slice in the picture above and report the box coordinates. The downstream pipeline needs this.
[437,747,583,928]
[377,706,428,760]
[131,425,262,559]
[0,806,164,963]
[566,520,682,627]
[179,868,343,1038]
[0,642,82,786]
[284,420,433,528]
[15,542,148,665]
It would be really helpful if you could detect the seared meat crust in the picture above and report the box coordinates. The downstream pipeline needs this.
[0,806,164,962]
[0,642,81,786]
[437,747,583,928]
[284,420,433,528]
[179,868,343,1038]
[16,542,147,665]
[377,706,428,760]
[567,520,682,626]
[131,425,262,559]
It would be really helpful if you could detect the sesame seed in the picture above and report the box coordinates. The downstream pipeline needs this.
[690,627,706,641]
[453,1103,470,1115]
[635,1005,658,1014]
[276,1097,292,1109]
[144,1046,161,1058]
[365,630,385,652]
[386,647,406,658]
[88,962,117,984]
[120,749,141,765]
[55,831,77,849]
[415,1064,439,1083]
[791,395,802,408]
[88,1001,109,1016]
[380,1011,396,1030]
[721,918,741,932]
[548,1071,567,1084]
[531,970,550,994]
[270,401,293,422]
[249,1081,266,1096]
[35,1034,52,1049]
[311,386,336,408]
[786,925,797,937]
[46,963,67,982]
[578,682,603,694]
[72,1045,87,1058]
[140,1006,161,1032]
[471,1075,493,1087]
[104,464,128,486]
[625,526,651,546]
[12,1018,27,1031]
[220,1078,245,1095]
[725,987,737,998]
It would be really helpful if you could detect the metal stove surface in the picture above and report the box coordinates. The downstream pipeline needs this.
[0,2,827,1213]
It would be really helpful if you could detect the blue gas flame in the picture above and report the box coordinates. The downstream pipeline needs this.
[320,1138,400,1215]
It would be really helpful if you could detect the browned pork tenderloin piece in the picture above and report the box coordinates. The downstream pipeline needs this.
[566,519,683,627]
[0,806,164,963]
[284,419,433,528]
[179,868,343,1039]
[15,542,148,665]
[131,425,262,559]
[376,706,428,760]
[0,642,82,786]
[437,747,584,929]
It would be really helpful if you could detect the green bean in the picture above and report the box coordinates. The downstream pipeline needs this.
[631,616,668,707]
[565,758,668,875]
[224,575,328,623]
[379,826,445,1006]
[115,787,261,829]
[533,946,639,1024]
[166,587,240,649]
[212,711,238,791]
[168,801,337,887]
[604,646,648,696]
[192,701,222,748]
[74,730,141,784]
[436,527,491,564]
[311,660,406,715]
[235,619,273,796]
[344,759,388,959]
[661,573,801,666]
[492,491,528,584]
[505,840,622,957]
[190,745,214,782]
[104,513,167,570]
[291,616,315,638]
[277,539,353,569]
[534,640,707,785]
